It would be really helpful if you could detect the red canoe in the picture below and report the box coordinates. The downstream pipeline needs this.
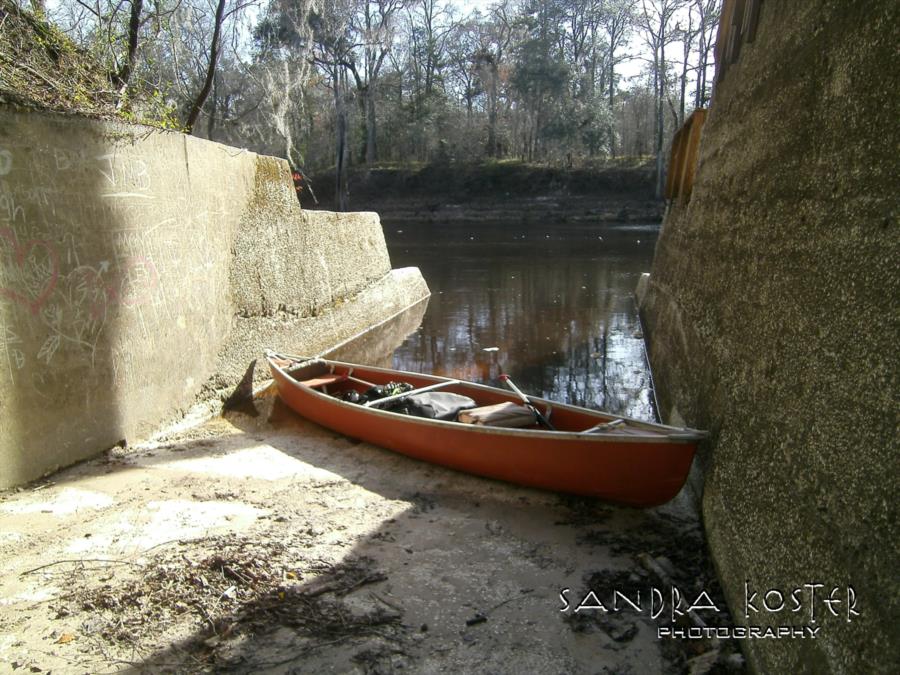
[265,353,706,507]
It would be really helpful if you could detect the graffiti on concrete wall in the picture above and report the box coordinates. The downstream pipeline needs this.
[0,149,12,176]
[0,227,164,370]
[1,324,25,381]
[0,227,59,316]
[0,141,225,387]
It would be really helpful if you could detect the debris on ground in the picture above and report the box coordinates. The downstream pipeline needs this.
[0,393,747,673]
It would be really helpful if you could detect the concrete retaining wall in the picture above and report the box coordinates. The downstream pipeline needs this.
[0,107,429,488]
[640,2,898,672]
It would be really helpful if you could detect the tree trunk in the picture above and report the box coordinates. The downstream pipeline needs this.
[366,87,377,165]
[697,49,707,107]
[486,109,497,157]
[112,0,143,90]
[679,11,694,125]
[486,69,498,157]
[356,86,367,161]
[655,31,666,199]
[695,20,707,109]
[334,70,348,211]
[207,71,218,140]
[185,0,227,133]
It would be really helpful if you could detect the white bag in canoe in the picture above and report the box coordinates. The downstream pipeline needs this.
[458,402,536,428]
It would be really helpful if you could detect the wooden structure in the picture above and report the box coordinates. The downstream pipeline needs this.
[666,0,764,202]
[715,0,763,84]
[665,109,708,202]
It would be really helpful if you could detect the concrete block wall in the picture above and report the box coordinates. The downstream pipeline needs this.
[640,2,898,672]
[0,107,429,488]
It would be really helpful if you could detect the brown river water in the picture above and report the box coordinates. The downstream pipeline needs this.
[380,222,661,422]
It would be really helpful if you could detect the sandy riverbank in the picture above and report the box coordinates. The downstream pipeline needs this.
[0,386,744,673]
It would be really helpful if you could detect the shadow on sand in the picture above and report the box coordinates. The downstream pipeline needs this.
[96,390,737,674]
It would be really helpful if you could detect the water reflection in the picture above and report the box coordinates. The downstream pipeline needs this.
[324,296,430,368]
[384,223,660,421]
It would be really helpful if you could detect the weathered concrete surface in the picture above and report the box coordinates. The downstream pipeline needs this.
[0,106,429,489]
[231,206,392,321]
[216,268,429,390]
[640,2,898,673]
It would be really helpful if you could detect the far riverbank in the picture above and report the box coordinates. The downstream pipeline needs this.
[306,161,664,226]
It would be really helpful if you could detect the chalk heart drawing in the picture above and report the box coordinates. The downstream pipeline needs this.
[0,227,60,315]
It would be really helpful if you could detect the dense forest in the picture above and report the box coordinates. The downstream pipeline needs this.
[12,0,722,202]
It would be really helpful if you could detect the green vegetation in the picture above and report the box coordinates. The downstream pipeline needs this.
[309,158,658,208]
[0,0,180,128]
[1,0,721,204]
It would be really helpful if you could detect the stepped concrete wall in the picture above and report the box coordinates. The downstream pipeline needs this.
[0,107,429,488]
[640,2,897,672]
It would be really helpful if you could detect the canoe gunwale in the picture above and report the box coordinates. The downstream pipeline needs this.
[267,356,706,445]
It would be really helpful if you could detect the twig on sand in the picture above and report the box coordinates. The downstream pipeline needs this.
[194,601,218,634]
[486,588,534,614]
[20,559,144,576]
[369,591,403,614]
[247,638,351,670]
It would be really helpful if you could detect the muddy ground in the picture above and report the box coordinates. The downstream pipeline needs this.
[0,388,744,674]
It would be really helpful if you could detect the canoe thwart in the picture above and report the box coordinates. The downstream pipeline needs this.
[364,380,462,408]
[582,419,627,434]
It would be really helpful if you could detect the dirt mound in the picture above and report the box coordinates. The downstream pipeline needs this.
[0,0,119,117]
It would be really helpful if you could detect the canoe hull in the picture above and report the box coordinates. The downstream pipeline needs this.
[267,358,701,507]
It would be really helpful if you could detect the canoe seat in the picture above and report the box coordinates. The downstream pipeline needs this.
[298,373,347,389]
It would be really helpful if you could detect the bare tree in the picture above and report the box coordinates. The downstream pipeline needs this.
[50,0,174,103]
[599,0,636,110]
[404,0,458,113]
[474,0,513,158]
[43,0,710,175]
[344,0,405,165]
[184,0,226,131]
[693,0,720,108]
[445,17,483,124]
[111,0,145,91]
[638,0,684,196]
[310,0,358,209]
[675,2,699,125]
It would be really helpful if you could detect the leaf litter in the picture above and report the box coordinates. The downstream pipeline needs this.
[36,532,402,670]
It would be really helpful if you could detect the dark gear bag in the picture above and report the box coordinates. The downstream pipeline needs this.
[387,392,477,421]
[363,381,414,402]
